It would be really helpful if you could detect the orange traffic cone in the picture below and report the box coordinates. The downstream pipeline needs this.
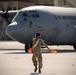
[51,50,57,54]
[28,48,33,53]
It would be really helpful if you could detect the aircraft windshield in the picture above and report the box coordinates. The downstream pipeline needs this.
[12,11,23,22]
[22,10,40,18]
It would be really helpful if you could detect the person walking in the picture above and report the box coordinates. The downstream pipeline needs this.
[32,32,51,73]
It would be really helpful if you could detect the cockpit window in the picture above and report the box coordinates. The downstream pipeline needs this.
[31,14,36,18]
[22,10,40,18]
[22,12,27,17]
[36,14,39,18]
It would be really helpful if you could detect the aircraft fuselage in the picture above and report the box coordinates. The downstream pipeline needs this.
[6,6,76,46]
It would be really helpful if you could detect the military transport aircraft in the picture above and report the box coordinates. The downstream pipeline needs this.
[0,2,76,52]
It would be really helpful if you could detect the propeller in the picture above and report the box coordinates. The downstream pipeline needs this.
[0,0,13,29]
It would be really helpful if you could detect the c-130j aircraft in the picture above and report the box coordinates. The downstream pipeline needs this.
[1,5,76,52]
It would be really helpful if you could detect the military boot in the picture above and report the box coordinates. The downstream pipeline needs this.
[39,67,41,73]
[34,66,37,72]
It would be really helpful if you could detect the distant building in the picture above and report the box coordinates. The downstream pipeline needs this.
[0,0,76,11]
[0,0,54,11]
[54,0,76,7]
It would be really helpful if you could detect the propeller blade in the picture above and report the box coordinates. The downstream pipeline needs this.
[0,18,4,29]
[0,2,5,12]
[0,0,13,26]
[5,18,11,24]
[6,0,13,12]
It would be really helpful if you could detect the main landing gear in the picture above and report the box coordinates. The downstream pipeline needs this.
[25,43,32,52]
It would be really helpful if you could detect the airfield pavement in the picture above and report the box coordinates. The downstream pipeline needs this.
[0,41,76,75]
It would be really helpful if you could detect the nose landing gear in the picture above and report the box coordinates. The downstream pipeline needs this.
[25,43,32,52]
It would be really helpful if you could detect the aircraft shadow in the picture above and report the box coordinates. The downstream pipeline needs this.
[56,50,76,53]
[4,52,29,54]
[0,49,24,50]
[42,50,76,54]
[4,50,76,54]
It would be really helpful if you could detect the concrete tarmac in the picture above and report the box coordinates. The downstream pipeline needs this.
[0,41,76,75]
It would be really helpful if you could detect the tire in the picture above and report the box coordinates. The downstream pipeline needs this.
[73,45,76,50]
[25,44,29,52]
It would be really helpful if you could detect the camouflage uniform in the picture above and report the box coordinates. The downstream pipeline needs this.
[32,38,44,69]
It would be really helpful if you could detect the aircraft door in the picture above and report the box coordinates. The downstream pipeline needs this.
[58,19,73,42]
[46,16,59,43]
[50,28,59,42]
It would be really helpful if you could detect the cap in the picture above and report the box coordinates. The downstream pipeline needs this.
[36,32,40,36]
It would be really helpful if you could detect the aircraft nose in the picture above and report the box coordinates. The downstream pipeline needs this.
[6,22,17,39]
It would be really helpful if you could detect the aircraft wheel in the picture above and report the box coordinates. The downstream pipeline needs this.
[25,43,32,52]
[73,45,76,50]
[25,44,29,52]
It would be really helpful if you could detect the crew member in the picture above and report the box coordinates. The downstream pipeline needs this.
[32,32,51,73]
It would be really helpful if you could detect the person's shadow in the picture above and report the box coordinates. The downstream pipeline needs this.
[30,73,40,75]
